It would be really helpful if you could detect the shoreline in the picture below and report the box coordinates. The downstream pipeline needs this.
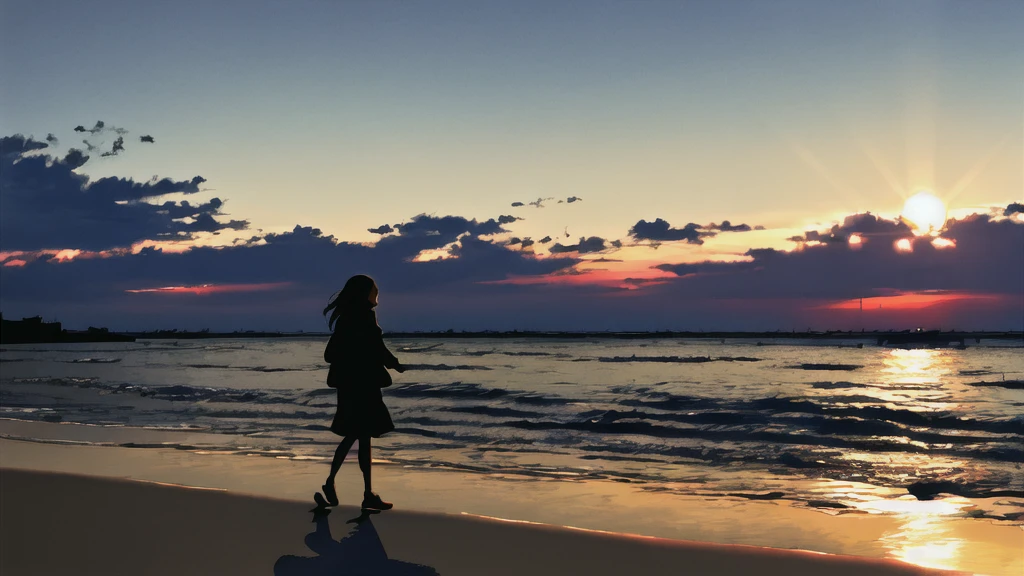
[3,329,1022,344]
[1,434,1021,574]
[1,467,963,576]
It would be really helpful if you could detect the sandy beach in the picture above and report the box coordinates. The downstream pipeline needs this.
[3,429,1021,575]
[2,467,961,576]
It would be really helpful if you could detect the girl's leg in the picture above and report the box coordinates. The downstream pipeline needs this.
[357,436,372,494]
[327,435,357,486]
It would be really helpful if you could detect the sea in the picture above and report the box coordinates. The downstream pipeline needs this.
[1,337,1022,522]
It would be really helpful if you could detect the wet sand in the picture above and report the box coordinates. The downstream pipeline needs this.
[1,430,1020,575]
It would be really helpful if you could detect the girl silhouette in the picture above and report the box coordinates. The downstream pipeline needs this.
[321,275,405,510]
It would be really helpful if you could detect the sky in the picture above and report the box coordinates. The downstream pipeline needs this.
[1,0,1022,331]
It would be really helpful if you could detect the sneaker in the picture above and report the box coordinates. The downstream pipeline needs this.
[361,492,393,510]
[322,483,339,506]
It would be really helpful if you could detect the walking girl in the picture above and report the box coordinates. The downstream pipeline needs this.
[321,275,404,510]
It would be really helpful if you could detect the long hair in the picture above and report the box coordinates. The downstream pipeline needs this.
[323,275,377,331]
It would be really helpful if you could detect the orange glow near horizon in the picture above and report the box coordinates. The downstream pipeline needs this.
[51,249,82,262]
[825,291,1001,311]
[486,259,677,290]
[894,238,913,253]
[125,282,292,295]
[2,259,27,267]
[931,237,956,249]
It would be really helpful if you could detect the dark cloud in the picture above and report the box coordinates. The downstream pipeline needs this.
[82,140,98,152]
[1,134,49,156]
[368,224,395,235]
[511,202,524,207]
[610,240,622,248]
[101,136,126,157]
[654,212,1022,301]
[74,121,104,134]
[567,196,582,203]
[506,237,536,249]
[529,197,553,208]
[588,257,622,263]
[62,149,89,170]
[46,133,58,144]
[75,121,105,134]
[362,214,517,261]
[1004,202,1023,217]
[140,135,155,143]
[787,213,910,245]
[497,215,520,225]
[754,225,766,231]
[0,219,579,330]
[549,236,607,254]
[539,236,552,244]
[0,133,239,252]
[710,220,753,232]
[630,218,714,244]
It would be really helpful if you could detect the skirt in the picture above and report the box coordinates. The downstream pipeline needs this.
[330,384,395,438]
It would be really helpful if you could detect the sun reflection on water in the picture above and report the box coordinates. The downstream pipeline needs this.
[873,348,958,411]
[813,479,974,572]
[881,348,952,385]
[823,350,979,571]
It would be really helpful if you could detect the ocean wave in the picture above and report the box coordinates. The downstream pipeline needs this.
[968,380,1024,390]
[398,344,444,353]
[788,363,862,371]
[403,363,493,371]
[578,355,761,364]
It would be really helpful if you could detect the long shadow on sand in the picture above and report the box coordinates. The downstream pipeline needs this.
[274,508,440,575]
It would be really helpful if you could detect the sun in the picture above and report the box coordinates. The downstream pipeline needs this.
[901,191,947,236]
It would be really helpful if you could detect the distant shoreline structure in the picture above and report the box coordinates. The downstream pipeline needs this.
[2,314,1021,346]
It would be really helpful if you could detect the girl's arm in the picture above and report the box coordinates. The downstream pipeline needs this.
[324,332,341,364]
[371,312,403,371]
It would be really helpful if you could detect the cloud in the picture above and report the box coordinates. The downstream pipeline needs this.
[140,135,155,143]
[46,133,59,144]
[0,218,579,330]
[0,132,240,252]
[567,196,582,203]
[497,215,520,224]
[549,236,607,254]
[511,202,524,207]
[82,140,98,152]
[529,197,554,208]
[709,220,753,232]
[1,134,49,156]
[654,212,1022,301]
[520,238,535,248]
[74,121,106,134]
[1004,202,1024,217]
[368,224,395,235]
[74,120,117,135]
[62,149,89,170]
[539,236,552,244]
[629,218,714,244]
[101,136,126,157]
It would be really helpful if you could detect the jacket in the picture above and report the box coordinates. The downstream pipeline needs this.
[324,306,400,388]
